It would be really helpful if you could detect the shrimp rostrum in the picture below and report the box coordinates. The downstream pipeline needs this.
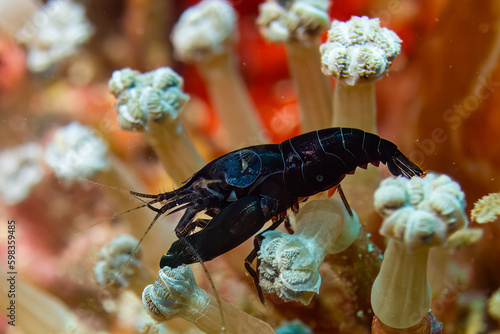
[133,127,424,287]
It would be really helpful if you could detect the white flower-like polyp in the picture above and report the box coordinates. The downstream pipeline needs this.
[94,235,142,288]
[374,173,468,252]
[371,173,467,328]
[16,0,93,72]
[320,16,402,85]
[471,192,500,224]
[258,230,323,304]
[0,142,43,205]
[44,122,109,181]
[257,0,330,43]
[109,67,189,132]
[258,198,360,304]
[142,266,210,323]
[171,0,236,62]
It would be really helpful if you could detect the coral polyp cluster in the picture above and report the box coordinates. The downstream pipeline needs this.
[320,16,402,85]
[1,0,500,333]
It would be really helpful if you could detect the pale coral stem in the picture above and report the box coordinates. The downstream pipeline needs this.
[196,52,265,148]
[194,295,275,334]
[371,239,432,328]
[145,121,205,184]
[256,0,333,132]
[332,81,377,131]
[0,271,90,333]
[286,39,333,131]
[171,0,265,149]
[372,173,468,329]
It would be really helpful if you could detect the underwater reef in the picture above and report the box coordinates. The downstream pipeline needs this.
[1,0,500,333]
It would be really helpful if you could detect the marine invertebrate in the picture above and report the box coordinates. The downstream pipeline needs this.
[471,192,500,224]
[109,67,205,185]
[44,122,109,181]
[489,288,500,326]
[0,142,43,205]
[258,198,360,304]
[319,16,403,220]
[94,235,151,296]
[257,0,332,131]
[2,1,497,332]
[0,0,93,72]
[371,173,467,330]
[320,16,402,131]
[142,265,274,334]
[155,128,422,273]
[171,0,264,148]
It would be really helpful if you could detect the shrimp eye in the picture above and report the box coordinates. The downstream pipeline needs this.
[316,174,324,182]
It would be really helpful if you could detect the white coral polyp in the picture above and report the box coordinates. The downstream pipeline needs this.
[44,122,109,181]
[142,266,210,323]
[16,0,93,72]
[374,173,468,252]
[320,16,402,85]
[258,230,322,305]
[109,67,189,132]
[257,0,330,43]
[94,235,141,288]
[171,0,236,62]
[0,142,44,205]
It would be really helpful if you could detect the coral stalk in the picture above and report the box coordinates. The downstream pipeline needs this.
[142,120,204,184]
[319,16,403,219]
[320,16,401,131]
[371,239,432,328]
[143,266,274,334]
[257,0,333,132]
[332,81,377,131]
[0,270,90,333]
[196,52,265,147]
[372,173,467,329]
[286,39,333,131]
[171,0,264,148]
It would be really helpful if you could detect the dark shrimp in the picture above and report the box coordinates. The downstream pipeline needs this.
[133,127,423,297]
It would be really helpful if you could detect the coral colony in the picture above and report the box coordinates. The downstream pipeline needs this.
[2,0,500,333]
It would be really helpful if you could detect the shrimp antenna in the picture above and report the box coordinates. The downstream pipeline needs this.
[104,210,164,289]
[79,177,136,196]
[181,236,227,332]
[71,202,150,239]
